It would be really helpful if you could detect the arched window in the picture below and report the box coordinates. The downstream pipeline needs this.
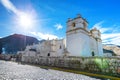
[60,45,62,49]
[48,53,50,57]
[72,22,76,27]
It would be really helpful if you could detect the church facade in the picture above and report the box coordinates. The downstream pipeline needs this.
[66,14,103,57]
[19,14,103,60]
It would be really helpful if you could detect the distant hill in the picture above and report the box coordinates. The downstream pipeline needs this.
[103,44,120,56]
[0,34,39,54]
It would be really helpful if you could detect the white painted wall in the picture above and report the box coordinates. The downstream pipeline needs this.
[21,39,65,61]
[97,40,103,56]
[67,30,91,57]
[90,36,97,56]
[55,39,65,56]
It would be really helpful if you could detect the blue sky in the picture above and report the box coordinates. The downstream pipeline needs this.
[0,0,120,45]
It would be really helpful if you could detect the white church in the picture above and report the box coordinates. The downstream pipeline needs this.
[19,14,103,59]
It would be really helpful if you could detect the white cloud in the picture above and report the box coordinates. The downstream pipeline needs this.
[92,21,112,33]
[93,21,120,45]
[0,0,37,19]
[101,33,120,40]
[0,0,19,14]
[54,24,63,30]
[29,32,58,40]
[102,33,120,45]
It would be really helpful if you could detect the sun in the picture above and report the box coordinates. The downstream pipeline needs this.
[17,12,34,30]
[19,14,32,27]
[14,11,38,32]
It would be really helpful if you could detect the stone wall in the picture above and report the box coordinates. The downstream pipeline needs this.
[22,56,120,77]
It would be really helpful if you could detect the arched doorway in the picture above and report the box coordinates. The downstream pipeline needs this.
[92,51,95,56]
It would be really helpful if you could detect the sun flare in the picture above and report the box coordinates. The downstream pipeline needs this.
[19,14,32,27]
[17,12,34,30]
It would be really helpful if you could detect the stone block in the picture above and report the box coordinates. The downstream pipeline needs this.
[117,67,120,73]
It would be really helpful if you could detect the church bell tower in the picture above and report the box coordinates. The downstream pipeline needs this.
[66,14,91,56]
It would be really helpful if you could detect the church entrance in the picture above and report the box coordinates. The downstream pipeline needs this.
[92,51,95,56]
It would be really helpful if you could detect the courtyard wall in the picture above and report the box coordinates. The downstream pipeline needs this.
[22,56,120,77]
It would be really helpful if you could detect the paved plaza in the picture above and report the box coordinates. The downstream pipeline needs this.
[0,60,100,80]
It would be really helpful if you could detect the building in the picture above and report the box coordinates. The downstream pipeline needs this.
[19,14,103,61]
[66,14,103,57]
[21,39,67,61]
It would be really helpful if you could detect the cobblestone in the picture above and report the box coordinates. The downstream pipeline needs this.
[0,60,100,80]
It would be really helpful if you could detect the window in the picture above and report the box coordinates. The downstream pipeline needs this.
[29,49,37,52]
[72,22,76,27]
[48,53,50,57]
[60,45,62,49]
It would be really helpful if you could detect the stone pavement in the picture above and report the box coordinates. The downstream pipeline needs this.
[0,60,100,80]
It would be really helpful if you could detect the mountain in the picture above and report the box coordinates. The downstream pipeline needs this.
[103,44,120,56]
[0,34,39,54]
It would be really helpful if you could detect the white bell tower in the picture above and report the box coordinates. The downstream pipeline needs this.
[90,28,103,56]
[66,14,88,32]
[66,14,91,57]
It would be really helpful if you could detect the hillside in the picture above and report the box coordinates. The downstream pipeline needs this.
[103,44,120,56]
[0,34,39,54]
